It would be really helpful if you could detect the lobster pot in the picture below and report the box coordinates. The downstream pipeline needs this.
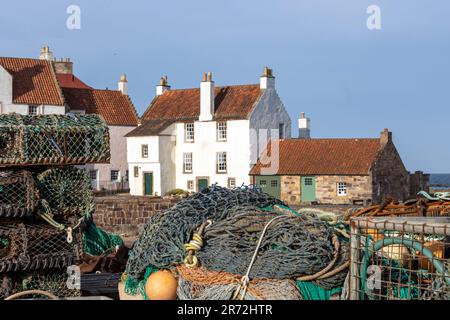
[349,217,450,300]
[0,271,81,300]
[0,222,83,273]
[0,114,110,167]
[37,167,94,217]
[0,171,39,218]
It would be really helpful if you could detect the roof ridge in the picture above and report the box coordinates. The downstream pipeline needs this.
[162,83,260,92]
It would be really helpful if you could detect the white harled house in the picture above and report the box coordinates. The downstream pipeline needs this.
[126,68,292,196]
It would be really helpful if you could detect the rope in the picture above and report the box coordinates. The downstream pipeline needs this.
[184,220,212,268]
[4,290,59,300]
[232,215,285,300]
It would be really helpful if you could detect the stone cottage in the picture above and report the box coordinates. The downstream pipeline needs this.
[250,128,410,205]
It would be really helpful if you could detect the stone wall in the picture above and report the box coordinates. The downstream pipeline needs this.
[280,176,301,205]
[371,141,410,203]
[93,195,179,237]
[315,175,372,205]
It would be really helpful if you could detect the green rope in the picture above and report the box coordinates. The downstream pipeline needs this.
[82,219,124,257]
[296,281,342,300]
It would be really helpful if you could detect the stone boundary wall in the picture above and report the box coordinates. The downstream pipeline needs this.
[93,195,180,237]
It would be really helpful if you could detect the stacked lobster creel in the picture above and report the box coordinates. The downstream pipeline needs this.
[0,114,110,300]
[121,186,351,301]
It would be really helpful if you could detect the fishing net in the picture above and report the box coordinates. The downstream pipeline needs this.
[0,222,83,273]
[0,271,81,300]
[177,277,302,300]
[36,167,95,217]
[197,207,335,279]
[0,170,39,218]
[0,114,110,167]
[82,216,124,257]
[126,186,284,281]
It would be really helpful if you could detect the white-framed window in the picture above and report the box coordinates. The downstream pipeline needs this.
[271,180,279,188]
[337,182,348,196]
[183,153,193,173]
[110,170,120,182]
[141,144,149,158]
[228,178,236,189]
[28,105,38,115]
[187,180,194,190]
[216,152,227,173]
[134,166,139,178]
[217,121,227,142]
[89,170,98,181]
[260,180,267,188]
[185,123,195,142]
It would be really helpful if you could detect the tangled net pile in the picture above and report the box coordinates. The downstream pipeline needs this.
[125,186,350,300]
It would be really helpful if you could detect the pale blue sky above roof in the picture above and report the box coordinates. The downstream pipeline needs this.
[1,0,449,172]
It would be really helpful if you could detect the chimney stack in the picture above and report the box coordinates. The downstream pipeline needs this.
[53,57,73,74]
[260,66,275,90]
[380,128,392,147]
[299,112,311,139]
[156,76,170,96]
[118,74,128,95]
[199,72,215,122]
[39,45,54,61]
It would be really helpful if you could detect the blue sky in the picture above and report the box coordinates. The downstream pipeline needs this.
[1,0,449,173]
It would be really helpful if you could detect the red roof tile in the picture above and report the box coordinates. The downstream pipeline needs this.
[0,57,65,106]
[56,74,92,89]
[250,138,383,176]
[62,88,139,126]
[142,84,262,122]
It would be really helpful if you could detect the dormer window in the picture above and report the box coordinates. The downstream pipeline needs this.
[185,123,195,143]
[28,105,38,116]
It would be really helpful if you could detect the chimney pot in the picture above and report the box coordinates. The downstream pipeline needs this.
[260,66,275,89]
[380,128,392,147]
[299,112,311,139]
[156,75,171,96]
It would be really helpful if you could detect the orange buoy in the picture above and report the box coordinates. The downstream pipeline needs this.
[145,270,178,300]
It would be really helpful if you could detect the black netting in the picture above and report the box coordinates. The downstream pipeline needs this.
[0,171,39,218]
[0,114,110,167]
[37,167,95,217]
[0,222,83,273]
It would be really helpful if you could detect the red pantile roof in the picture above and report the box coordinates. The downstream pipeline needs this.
[62,87,139,126]
[142,84,262,122]
[56,74,91,89]
[0,57,64,106]
[250,138,383,176]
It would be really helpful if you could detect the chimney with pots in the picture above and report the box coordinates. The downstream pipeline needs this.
[54,58,73,74]
[299,112,311,139]
[39,46,54,61]
[199,72,215,122]
[260,66,275,90]
[156,76,170,96]
[118,74,128,95]
[380,128,392,147]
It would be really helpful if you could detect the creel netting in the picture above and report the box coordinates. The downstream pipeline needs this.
[0,170,39,218]
[0,222,83,273]
[36,167,95,217]
[0,114,110,167]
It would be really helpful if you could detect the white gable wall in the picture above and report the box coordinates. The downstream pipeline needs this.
[0,65,65,115]
[249,87,292,164]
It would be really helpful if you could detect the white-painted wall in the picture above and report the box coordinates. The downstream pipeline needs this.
[0,65,65,115]
[86,125,136,190]
[128,135,162,196]
[174,119,251,192]
[249,87,292,164]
